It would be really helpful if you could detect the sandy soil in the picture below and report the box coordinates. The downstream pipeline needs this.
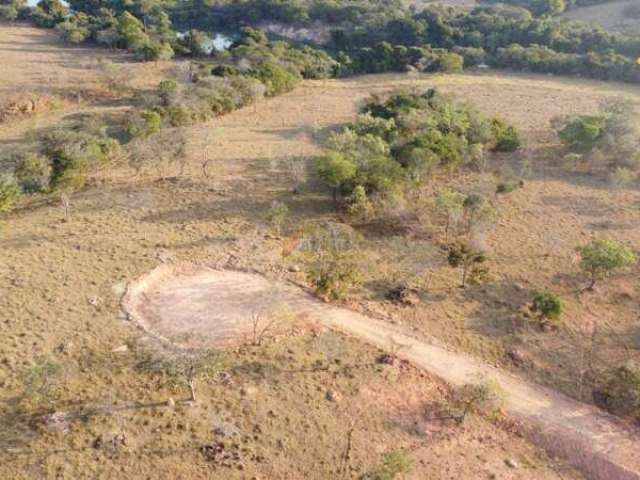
[123,265,640,480]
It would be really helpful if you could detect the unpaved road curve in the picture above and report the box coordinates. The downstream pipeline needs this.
[123,265,640,480]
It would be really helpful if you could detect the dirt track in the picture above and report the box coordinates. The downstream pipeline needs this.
[123,265,640,480]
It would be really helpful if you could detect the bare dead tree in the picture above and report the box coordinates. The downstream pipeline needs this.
[60,193,71,221]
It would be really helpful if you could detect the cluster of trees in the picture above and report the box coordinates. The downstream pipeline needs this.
[478,0,619,17]
[7,0,640,84]
[317,88,520,207]
[556,99,640,183]
[0,118,122,213]
[339,42,464,75]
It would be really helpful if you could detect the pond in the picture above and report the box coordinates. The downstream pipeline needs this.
[176,32,234,54]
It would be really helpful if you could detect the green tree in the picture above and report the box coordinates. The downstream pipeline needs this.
[117,11,149,51]
[576,236,638,289]
[447,241,487,288]
[317,151,356,204]
[558,115,606,151]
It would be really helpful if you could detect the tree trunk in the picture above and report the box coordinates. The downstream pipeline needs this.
[188,380,196,403]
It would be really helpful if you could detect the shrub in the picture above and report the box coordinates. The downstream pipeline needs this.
[608,167,637,190]
[18,355,64,408]
[266,200,289,235]
[447,241,487,288]
[559,115,606,150]
[576,236,638,289]
[596,362,640,422]
[346,185,372,219]
[211,64,241,77]
[492,119,521,152]
[530,291,562,322]
[496,180,523,194]
[14,154,52,193]
[307,251,362,301]
[251,63,300,97]
[126,109,162,139]
[299,222,363,300]
[49,151,88,192]
[158,79,178,106]
[365,448,414,480]
[0,174,21,213]
[435,188,465,241]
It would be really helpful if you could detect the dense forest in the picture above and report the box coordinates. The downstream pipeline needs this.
[1,0,640,82]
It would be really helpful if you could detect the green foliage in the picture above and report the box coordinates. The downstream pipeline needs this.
[0,174,21,213]
[559,115,606,150]
[365,448,415,480]
[492,118,521,152]
[117,11,148,50]
[299,222,363,301]
[14,153,52,193]
[496,180,523,194]
[250,63,300,97]
[597,362,640,422]
[158,79,178,106]
[576,236,638,288]
[530,291,562,322]
[126,109,162,139]
[317,151,357,202]
[346,185,372,219]
[49,151,88,192]
[211,64,241,77]
[316,89,514,206]
[447,241,488,287]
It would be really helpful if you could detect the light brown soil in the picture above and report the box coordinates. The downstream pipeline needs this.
[124,265,640,480]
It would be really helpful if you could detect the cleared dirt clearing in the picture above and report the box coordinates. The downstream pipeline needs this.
[123,265,640,480]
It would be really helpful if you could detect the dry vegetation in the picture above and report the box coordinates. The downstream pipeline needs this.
[1,22,639,479]
[561,0,640,35]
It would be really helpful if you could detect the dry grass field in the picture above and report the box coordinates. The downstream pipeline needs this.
[1,22,639,479]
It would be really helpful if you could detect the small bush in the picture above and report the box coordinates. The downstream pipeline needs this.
[266,200,289,235]
[608,167,637,190]
[365,448,414,480]
[19,355,65,408]
[158,79,178,106]
[126,109,162,139]
[0,174,21,212]
[496,180,523,194]
[211,64,240,77]
[596,362,640,422]
[447,241,488,288]
[492,118,520,152]
[49,151,88,192]
[14,154,52,193]
[530,291,562,322]
[251,63,300,97]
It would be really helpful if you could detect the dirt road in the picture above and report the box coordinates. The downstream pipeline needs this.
[123,265,640,480]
